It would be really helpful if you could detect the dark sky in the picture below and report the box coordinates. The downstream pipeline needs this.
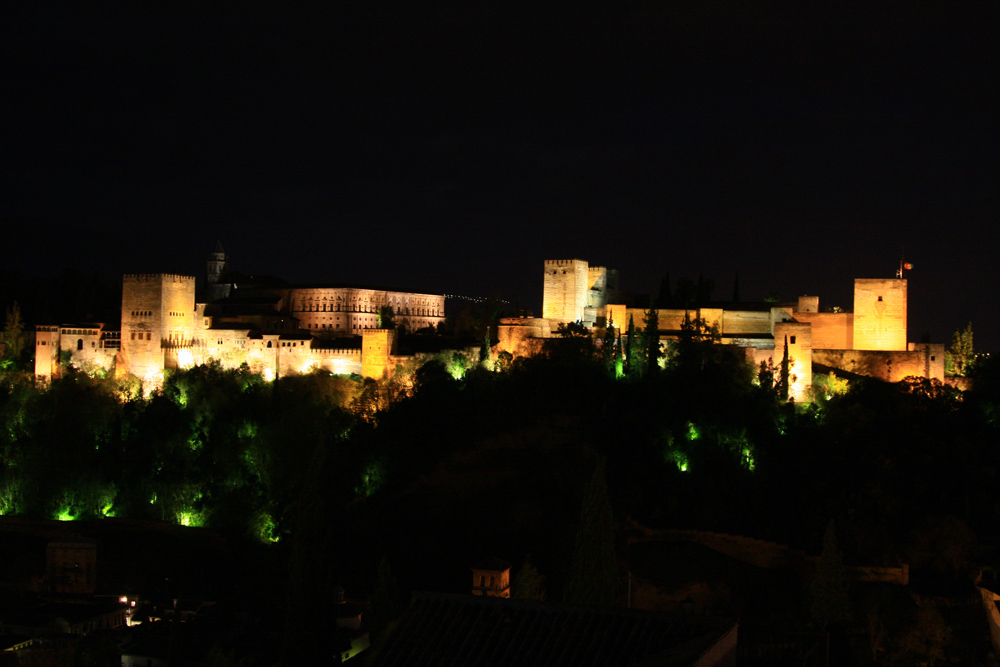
[3,4,998,350]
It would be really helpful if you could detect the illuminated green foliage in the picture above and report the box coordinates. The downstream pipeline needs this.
[947,322,974,376]
[687,422,701,441]
[357,459,386,497]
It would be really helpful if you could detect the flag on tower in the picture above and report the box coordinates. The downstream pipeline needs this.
[903,262,913,270]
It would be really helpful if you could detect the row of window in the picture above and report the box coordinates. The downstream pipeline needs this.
[130,310,153,317]
[298,304,440,316]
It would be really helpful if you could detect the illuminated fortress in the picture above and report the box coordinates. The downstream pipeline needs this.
[33,250,945,400]
[35,246,448,385]
[500,259,945,400]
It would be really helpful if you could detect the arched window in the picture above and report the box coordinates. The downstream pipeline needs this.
[267,341,272,348]
[77,339,83,350]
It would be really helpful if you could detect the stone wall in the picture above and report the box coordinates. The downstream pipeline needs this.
[120,274,196,381]
[586,266,619,308]
[361,328,396,379]
[33,326,60,380]
[543,259,588,322]
[774,321,813,400]
[606,304,626,332]
[498,318,552,358]
[720,310,773,336]
[790,311,853,350]
[853,278,907,351]
[289,287,445,336]
[813,347,942,383]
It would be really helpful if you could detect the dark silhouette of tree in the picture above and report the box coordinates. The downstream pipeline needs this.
[1,301,25,369]
[643,307,660,376]
[657,272,671,306]
[778,335,790,402]
[810,520,850,629]
[283,445,341,665]
[674,277,696,306]
[623,316,635,377]
[601,320,617,377]
[511,554,547,601]
[564,461,620,607]
[377,305,396,329]
[369,555,404,640]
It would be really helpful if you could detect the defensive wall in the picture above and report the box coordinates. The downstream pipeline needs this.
[37,266,455,384]
[509,261,942,396]
[813,343,945,383]
[34,325,120,381]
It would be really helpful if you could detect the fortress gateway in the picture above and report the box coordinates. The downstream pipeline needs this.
[497,259,945,401]
[34,246,449,384]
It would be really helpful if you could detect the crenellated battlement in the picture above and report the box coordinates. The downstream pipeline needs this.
[123,274,195,283]
[544,259,586,268]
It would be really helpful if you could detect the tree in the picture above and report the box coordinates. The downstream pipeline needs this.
[657,272,671,306]
[377,305,396,329]
[601,319,617,377]
[623,316,636,377]
[369,555,404,639]
[810,520,850,629]
[1,301,25,369]
[946,322,974,376]
[511,554,546,601]
[778,335,790,402]
[556,321,590,338]
[564,461,620,607]
[642,307,660,376]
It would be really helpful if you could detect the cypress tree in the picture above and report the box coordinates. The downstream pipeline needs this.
[624,316,636,377]
[810,520,851,628]
[564,461,620,607]
[643,307,660,376]
[778,335,790,402]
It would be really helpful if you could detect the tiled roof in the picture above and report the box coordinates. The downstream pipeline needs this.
[472,557,511,572]
[371,592,736,667]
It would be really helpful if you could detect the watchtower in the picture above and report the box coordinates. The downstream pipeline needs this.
[853,279,907,351]
[120,274,196,380]
[543,259,589,323]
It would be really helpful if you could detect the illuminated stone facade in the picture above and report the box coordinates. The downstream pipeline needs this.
[853,278,907,351]
[543,259,589,323]
[500,259,943,400]
[33,324,119,382]
[286,286,444,336]
[121,274,197,382]
[36,247,449,384]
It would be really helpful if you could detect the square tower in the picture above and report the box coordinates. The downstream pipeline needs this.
[774,321,813,402]
[853,279,907,351]
[543,259,589,323]
[120,274,196,380]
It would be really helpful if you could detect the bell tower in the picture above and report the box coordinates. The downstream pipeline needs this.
[205,241,230,302]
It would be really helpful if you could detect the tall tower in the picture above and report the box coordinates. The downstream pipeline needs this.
[543,259,589,322]
[853,278,907,351]
[120,274,196,381]
[205,242,230,302]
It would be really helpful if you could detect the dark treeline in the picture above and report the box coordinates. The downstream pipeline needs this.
[2,330,1000,663]
[2,334,999,561]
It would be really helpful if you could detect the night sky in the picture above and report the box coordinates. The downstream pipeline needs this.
[3,5,997,350]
